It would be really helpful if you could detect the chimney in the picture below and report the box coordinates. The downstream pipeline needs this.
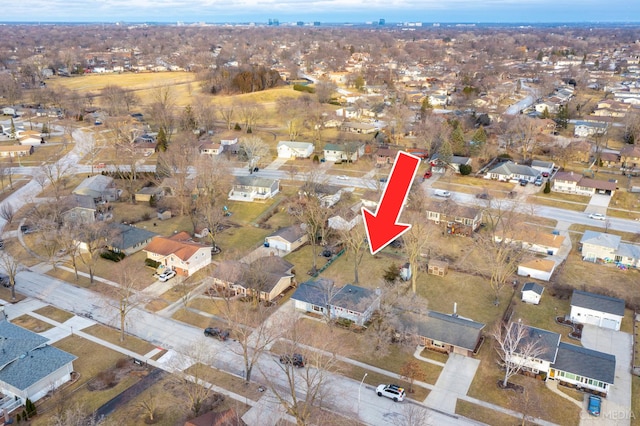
[453,302,458,317]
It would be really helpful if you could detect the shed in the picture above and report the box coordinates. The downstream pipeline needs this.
[157,209,172,220]
[517,258,557,282]
[428,259,448,276]
[521,282,544,305]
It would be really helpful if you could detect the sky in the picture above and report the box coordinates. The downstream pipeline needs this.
[2,0,639,24]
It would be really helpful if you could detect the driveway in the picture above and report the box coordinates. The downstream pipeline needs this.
[584,194,611,215]
[424,353,480,413]
[579,325,633,426]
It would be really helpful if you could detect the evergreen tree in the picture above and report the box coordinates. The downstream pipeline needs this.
[156,127,168,152]
[470,126,487,156]
[541,107,551,119]
[543,180,551,194]
[450,125,466,155]
[354,75,365,91]
[438,139,453,164]
[556,105,569,129]
[536,51,544,61]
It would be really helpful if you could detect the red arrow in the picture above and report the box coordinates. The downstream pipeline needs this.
[362,151,420,255]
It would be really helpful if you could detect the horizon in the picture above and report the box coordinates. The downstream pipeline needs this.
[0,0,637,25]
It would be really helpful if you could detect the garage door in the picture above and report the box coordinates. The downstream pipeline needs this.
[266,239,288,251]
[601,318,619,330]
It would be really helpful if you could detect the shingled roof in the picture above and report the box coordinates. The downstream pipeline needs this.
[144,232,208,261]
[553,342,616,385]
[571,290,625,316]
[399,311,485,351]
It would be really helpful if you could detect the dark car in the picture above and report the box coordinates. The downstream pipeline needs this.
[588,394,601,416]
[204,327,230,341]
[423,170,433,179]
[0,274,9,288]
[519,179,529,186]
[253,167,259,173]
[279,353,305,368]
[475,192,490,200]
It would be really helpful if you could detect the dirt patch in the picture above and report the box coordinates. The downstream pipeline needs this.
[87,358,149,391]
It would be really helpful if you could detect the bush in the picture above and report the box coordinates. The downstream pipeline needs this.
[313,154,320,164]
[25,398,36,418]
[100,250,125,262]
[234,123,241,131]
[145,259,160,268]
[116,358,128,368]
[142,212,151,221]
[16,412,20,423]
[459,164,472,175]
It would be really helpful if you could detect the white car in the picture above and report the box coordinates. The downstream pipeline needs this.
[336,175,349,180]
[157,269,176,282]
[589,213,606,221]
[376,384,405,402]
[433,189,451,198]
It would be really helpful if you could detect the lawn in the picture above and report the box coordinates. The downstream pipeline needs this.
[172,308,213,329]
[632,375,640,426]
[456,400,519,425]
[511,294,577,344]
[81,324,156,355]
[12,314,55,332]
[184,363,265,401]
[466,342,581,426]
[34,305,75,323]
[216,225,271,261]
[529,194,589,212]
[34,335,141,424]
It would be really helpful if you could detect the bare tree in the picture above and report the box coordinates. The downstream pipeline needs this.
[491,320,547,388]
[170,339,218,417]
[238,136,270,172]
[402,212,432,294]
[147,85,176,143]
[217,103,235,131]
[399,359,427,394]
[506,115,540,161]
[39,148,76,201]
[0,203,14,224]
[0,250,22,301]
[157,133,198,216]
[288,195,331,274]
[212,297,283,383]
[75,222,110,284]
[237,100,263,131]
[136,391,159,423]
[106,117,146,203]
[103,261,147,342]
[261,316,347,426]
[340,221,368,284]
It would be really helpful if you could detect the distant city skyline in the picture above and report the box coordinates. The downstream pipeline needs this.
[2,0,638,24]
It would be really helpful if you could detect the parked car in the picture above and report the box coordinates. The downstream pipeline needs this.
[519,179,529,186]
[433,189,451,198]
[588,394,601,416]
[534,176,543,186]
[204,327,230,341]
[336,175,349,180]
[475,192,490,200]
[157,269,176,282]
[379,177,388,183]
[0,274,9,288]
[542,171,550,178]
[279,353,305,368]
[376,384,405,402]
[423,171,432,179]
[588,213,606,221]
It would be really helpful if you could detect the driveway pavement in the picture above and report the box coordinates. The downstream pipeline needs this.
[579,325,633,426]
[425,353,480,413]
[584,194,611,215]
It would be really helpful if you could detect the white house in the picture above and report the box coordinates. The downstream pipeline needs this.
[521,282,544,304]
[199,143,222,156]
[276,141,315,159]
[569,290,625,331]
[0,321,76,407]
[228,176,280,202]
[484,161,540,182]
[264,224,308,253]
[323,142,365,163]
[579,230,640,268]
[531,160,555,176]
[335,107,360,119]
[574,121,608,138]
[143,231,212,277]
[328,207,362,231]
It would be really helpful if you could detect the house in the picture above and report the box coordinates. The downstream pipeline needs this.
[484,161,540,182]
[63,195,112,224]
[574,121,608,138]
[396,310,485,357]
[299,182,347,208]
[0,145,33,158]
[570,290,625,331]
[521,282,544,304]
[507,323,616,395]
[0,320,76,406]
[548,342,616,396]
[579,230,640,268]
[199,143,223,156]
[430,154,472,174]
[143,232,212,277]
[72,175,119,202]
[335,107,360,119]
[211,257,294,302]
[2,107,16,116]
[425,199,483,235]
[133,141,156,157]
[106,223,158,255]
[567,140,593,163]
[375,147,398,166]
[228,176,280,202]
[599,152,621,168]
[134,185,165,203]
[340,122,378,134]
[264,224,308,253]
[552,171,617,196]
[620,144,640,174]
[531,160,555,176]
[517,258,557,282]
[323,142,366,163]
[276,141,314,159]
[328,205,362,231]
[17,132,43,146]
[291,280,381,326]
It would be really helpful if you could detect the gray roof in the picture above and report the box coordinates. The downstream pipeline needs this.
[291,279,336,307]
[72,175,114,197]
[268,224,306,243]
[553,342,616,384]
[571,290,625,317]
[400,311,485,351]
[522,282,545,296]
[489,161,539,177]
[277,141,314,150]
[0,321,76,391]
[518,325,560,363]
[580,230,621,250]
[330,284,379,313]
[108,223,158,251]
[235,176,278,188]
[531,160,554,169]
[617,242,640,260]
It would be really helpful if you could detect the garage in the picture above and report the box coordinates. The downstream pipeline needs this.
[570,290,624,332]
[601,317,620,330]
